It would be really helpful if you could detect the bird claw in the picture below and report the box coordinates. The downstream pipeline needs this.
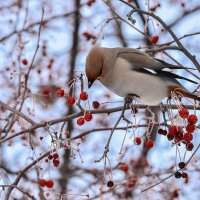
[125,94,138,104]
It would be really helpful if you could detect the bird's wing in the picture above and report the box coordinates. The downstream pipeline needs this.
[117,48,195,70]
[115,49,197,84]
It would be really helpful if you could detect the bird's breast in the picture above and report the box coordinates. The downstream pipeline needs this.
[100,58,172,105]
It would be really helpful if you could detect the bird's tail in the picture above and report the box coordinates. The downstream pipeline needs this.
[168,85,200,101]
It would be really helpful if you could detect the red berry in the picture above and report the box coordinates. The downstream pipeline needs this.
[158,128,163,134]
[120,164,129,173]
[162,130,167,136]
[39,179,47,187]
[67,96,75,105]
[186,142,194,151]
[175,131,183,140]
[179,108,189,119]
[186,124,195,133]
[183,133,193,142]
[22,59,28,65]
[53,153,59,159]
[77,117,85,126]
[172,190,179,198]
[182,172,188,178]
[150,35,159,44]
[149,6,156,12]
[53,159,60,167]
[48,155,53,160]
[84,112,93,121]
[86,0,94,7]
[92,101,100,109]
[80,92,88,101]
[83,32,89,37]
[145,139,154,148]
[134,137,142,145]
[56,89,64,97]
[168,126,178,136]
[167,134,174,141]
[46,180,54,188]
[188,114,198,124]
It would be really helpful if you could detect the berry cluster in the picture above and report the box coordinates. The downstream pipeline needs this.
[158,109,198,151]
[46,153,60,167]
[77,112,93,126]
[39,179,54,188]
[67,91,89,105]
[134,137,154,149]
[174,161,188,180]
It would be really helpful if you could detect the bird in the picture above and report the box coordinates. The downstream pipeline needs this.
[85,45,200,106]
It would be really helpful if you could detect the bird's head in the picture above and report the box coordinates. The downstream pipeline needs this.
[85,45,103,88]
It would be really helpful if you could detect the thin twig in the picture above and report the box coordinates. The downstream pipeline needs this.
[0,100,36,125]
[95,100,128,162]
[0,185,36,200]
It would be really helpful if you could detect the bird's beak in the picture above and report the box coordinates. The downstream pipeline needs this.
[88,80,94,88]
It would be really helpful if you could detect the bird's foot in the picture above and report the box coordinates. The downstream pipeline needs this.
[125,94,139,104]
[124,96,133,104]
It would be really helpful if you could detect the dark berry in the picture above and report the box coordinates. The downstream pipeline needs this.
[174,171,182,178]
[92,101,100,109]
[158,128,163,134]
[107,180,114,188]
[178,162,186,169]
[186,142,194,151]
